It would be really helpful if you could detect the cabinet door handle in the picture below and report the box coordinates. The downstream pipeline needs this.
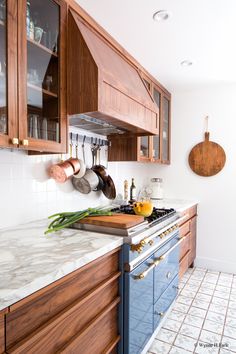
[21,139,29,146]
[154,311,165,317]
[12,137,19,145]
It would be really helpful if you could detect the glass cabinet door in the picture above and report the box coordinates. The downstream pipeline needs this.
[18,0,67,152]
[0,0,17,147]
[152,87,161,161]
[139,136,151,161]
[162,95,170,163]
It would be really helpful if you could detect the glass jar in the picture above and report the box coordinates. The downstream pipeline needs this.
[150,178,163,200]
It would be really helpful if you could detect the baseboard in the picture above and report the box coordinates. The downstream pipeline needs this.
[195,256,236,274]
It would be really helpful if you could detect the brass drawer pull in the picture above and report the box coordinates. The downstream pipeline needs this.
[155,311,165,317]
[21,139,29,146]
[12,137,19,145]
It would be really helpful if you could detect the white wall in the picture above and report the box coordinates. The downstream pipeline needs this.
[0,84,236,274]
[153,84,236,273]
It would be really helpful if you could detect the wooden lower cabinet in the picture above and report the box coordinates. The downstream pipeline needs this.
[4,248,121,354]
[178,205,197,279]
[0,308,8,354]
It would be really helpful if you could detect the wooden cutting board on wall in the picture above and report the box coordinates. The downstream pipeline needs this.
[78,214,144,229]
[188,132,226,177]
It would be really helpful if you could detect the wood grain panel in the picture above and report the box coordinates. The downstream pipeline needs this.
[7,275,120,354]
[189,216,197,267]
[0,0,18,148]
[59,300,119,354]
[0,308,8,354]
[180,233,191,260]
[67,0,170,96]
[179,221,190,238]
[179,251,190,279]
[68,10,159,136]
[6,250,120,349]
[108,135,138,162]
[101,82,158,134]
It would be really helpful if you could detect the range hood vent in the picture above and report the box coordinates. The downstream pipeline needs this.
[70,114,127,136]
[68,10,159,136]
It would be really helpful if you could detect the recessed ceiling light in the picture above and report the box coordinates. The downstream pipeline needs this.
[153,10,170,22]
[181,60,193,67]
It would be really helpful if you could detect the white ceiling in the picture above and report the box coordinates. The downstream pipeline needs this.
[76,0,236,91]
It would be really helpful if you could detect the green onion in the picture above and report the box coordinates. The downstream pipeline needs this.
[45,207,113,235]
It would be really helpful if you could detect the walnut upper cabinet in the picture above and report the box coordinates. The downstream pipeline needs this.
[108,75,171,164]
[68,10,159,136]
[0,0,18,148]
[0,0,67,153]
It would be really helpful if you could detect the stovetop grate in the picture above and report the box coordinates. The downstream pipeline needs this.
[111,205,176,225]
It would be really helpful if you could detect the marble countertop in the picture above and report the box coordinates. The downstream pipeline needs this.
[151,198,198,212]
[0,219,123,311]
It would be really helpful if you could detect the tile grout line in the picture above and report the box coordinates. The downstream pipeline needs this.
[193,269,220,354]
[219,272,234,353]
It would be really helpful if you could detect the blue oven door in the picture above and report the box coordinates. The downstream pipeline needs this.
[154,232,180,302]
[124,255,154,354]
[153,232,182,328]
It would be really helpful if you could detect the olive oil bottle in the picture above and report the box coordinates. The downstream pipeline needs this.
[129,178,136,203]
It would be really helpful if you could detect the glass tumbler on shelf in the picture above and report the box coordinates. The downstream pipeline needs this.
[0,0,6,22]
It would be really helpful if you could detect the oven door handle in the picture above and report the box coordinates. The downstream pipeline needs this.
[133,236,186,280]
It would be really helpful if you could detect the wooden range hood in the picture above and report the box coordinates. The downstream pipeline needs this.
[68,10,159,136]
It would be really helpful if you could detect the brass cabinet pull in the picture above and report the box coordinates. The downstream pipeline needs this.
[21,139,29,146]
[155,311,165,317]
[12,137,19,145]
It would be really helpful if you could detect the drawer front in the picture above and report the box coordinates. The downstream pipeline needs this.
[180,233,190,260]
[61,304,119,354]
[179,221,190,238]
[6,276,120,353]
[153,235,180,302]
[0,308,7,354]
[124,256,154,354]
[189,205,197,219]
[154,275,178,328]
[6,250,120,350]
[179,251,190,279]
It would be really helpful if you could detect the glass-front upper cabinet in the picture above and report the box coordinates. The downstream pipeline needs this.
[139,136,151,161]
[18,0,67,152]
[0,1,17,147]
[152,86,161,161]
[161,95,171,163]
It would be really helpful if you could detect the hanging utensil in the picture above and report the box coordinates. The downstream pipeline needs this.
[68,132,80,174]
[188,116,226,177]
[73,134,86,179]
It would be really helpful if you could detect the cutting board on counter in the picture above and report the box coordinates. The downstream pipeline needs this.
[78,213,145,229]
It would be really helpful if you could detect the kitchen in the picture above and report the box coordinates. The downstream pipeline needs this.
[0,0,235,353]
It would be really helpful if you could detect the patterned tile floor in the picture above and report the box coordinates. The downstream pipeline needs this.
[147,267,236,354]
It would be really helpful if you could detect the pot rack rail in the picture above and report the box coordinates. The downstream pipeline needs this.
[69,132,109,146]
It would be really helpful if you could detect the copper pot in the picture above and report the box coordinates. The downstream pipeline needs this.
[68,158,80,175]
[48,160,74,183]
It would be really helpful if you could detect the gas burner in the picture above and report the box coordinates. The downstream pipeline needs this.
[111,205,176,224]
